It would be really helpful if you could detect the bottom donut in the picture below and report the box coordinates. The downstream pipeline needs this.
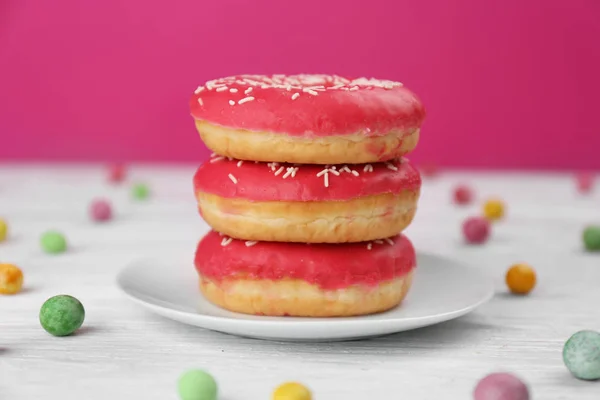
[194,231,417,317]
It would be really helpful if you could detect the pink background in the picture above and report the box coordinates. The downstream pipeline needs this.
[1,0,599,169]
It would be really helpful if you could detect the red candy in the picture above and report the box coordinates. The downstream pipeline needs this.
[462,216,490,244]
[419,163,439,178]
[453,185,473,205]
[107,164,126,184]
[576,172,593,194]
[90,199,112,222]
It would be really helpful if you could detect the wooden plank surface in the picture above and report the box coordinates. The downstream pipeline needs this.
[1,165,599,399]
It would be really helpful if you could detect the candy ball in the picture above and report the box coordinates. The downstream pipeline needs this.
[576,172,593,194]
[0,218,7,242]
[132,183,150,200]
[483,199,505,221]
[453,185,474,205]
[40,231,67,254]
[272,382,312,400]
[39,295,85,336]
[506,263,536,295]
[563,330,600,380]
[177,369,218,400]
[473,372,529,400]
[108,164,127,183]
[419,163,439,178]
[582,226,600,251]
[90,199,112,222]
[0,263,23,295]
[463,216,490,244]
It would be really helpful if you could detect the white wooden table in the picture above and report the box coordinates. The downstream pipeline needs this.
[1,164,599,399]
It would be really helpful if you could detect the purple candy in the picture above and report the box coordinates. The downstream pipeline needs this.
[90,199,112,222]
[474,373,529,400]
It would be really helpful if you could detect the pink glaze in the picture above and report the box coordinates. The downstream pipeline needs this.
[194,231,416,290]
[189,75,425,137]
[193,157,421,202]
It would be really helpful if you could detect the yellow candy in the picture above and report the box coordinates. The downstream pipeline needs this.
[0,263,23,295]
[0,218,7,242]
[272,382,312,400]
[483,199,505,221]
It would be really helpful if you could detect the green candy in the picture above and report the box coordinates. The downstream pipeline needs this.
[583,226,600,251]
[39,295,85,337]
[132,183,150,200]
[177,369,218,400]
[40,231,67,254]
[563,330,600,380]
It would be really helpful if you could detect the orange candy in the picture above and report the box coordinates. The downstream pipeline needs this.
[506,263,536,295]
[0,263,24,295]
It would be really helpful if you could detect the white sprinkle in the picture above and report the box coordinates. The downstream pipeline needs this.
[227,157,233,161]
[330,166,337,170]
[228,173,238,184]
[316,169,329,177]
[328,168,340,176]
[303,88,319,96]
[228,100,235,106]
[229,88,238,93]
[367,243,373,250]
[324,172,329,187]
[282,168,294,179]
[237,160,244,167]
[210,156,224,163]
[351,170,359,176]
[245,241,258,247]
[340,165,352,173]
[218,232,224,236]
[363,164,374,172]
[291,93,300,100]
[238,96,255,104]
[274,166,285,176]
[374,239,384,244]
[221,237,233,246]
[197,98,204,106]
[244,87,253,95]
[386,163,398,171]
[210,152,217,157]
[291,167,299,178]
[384,238,394,245]
[268,162,279,171]
[216,86,229,92]
[194,86,205,94]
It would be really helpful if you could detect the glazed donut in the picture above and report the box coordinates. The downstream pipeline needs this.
[190,74,425,164]
[195,230,416,317]
[193,157,421,243]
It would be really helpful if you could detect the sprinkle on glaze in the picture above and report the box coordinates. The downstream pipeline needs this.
[194,157,421,202]
[190,74,425,136]
[195,231,416,290]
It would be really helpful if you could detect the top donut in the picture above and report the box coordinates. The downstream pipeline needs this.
[190,74,425,165]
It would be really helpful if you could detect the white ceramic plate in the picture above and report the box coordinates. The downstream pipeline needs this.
[116,253,494,341]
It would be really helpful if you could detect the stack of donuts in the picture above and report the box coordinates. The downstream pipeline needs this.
[190,74,425,317]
